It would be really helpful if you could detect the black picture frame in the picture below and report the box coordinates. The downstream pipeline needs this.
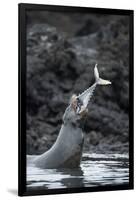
[18,3,134,196]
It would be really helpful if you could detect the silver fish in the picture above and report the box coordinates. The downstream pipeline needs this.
[76,64,111,114]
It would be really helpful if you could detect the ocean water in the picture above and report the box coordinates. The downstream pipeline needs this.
[27,153,129,190]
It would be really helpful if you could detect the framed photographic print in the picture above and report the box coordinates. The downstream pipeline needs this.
[18,3,134,196]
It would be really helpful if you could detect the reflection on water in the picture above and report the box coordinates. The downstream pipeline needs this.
[27,153,129,190]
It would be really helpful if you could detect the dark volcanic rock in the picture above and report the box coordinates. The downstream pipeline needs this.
[26,14,129,155]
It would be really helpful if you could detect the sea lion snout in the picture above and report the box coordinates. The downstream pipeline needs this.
[70,94,88,117]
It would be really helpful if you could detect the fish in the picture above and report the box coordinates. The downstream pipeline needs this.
[76,64,111,114]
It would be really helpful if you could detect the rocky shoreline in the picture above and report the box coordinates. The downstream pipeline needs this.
[26,13,129,155]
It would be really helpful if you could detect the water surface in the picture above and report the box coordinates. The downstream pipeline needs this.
[27,153,129,190]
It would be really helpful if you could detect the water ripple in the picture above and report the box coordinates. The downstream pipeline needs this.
[27,153,129,190]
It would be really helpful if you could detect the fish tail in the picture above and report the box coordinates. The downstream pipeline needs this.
[94,64,111,85]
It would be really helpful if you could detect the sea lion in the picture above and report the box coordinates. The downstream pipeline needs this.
[33,64,111,169]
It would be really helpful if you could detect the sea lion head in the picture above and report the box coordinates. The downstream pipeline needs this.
[70,94,88,118]
[63,94,88,125]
